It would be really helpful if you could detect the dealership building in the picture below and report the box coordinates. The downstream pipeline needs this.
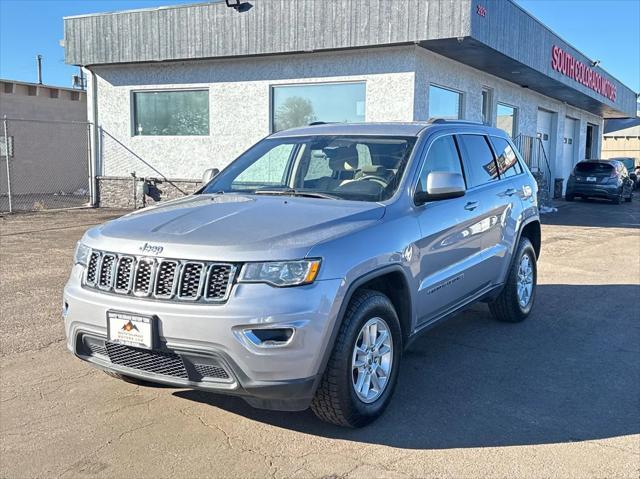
[63,0,637,207]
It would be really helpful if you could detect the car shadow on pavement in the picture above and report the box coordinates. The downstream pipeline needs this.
[174,284,640,449]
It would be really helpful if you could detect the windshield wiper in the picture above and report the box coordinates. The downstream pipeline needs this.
[253,188,339,200]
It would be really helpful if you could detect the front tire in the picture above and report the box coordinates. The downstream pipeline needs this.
[489,237,537,323]
[311,290,402,427]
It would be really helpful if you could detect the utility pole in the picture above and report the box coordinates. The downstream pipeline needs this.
[36,55,43,84]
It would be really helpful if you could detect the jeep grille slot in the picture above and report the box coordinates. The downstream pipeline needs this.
[82,249,236,304]
[206,264,236,301]
[114,256,134,292]
[155,261,178,298]
[85,251,100,285]
[179,262,204,299]
[134,259,154,295]
[98,253,116,289]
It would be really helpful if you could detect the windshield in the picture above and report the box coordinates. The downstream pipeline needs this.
[201,135,417,202]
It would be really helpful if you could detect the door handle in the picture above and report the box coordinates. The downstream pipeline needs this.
[464,201,479,211]
[504,188,517,197]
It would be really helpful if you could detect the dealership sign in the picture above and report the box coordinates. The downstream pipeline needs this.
[551,45,617,102]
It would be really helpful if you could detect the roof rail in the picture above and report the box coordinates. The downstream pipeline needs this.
[428,119,484,125]
[308,121,337,126]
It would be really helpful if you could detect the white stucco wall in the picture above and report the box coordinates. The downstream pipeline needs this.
[92,46,416,179]
[92,44,604,192]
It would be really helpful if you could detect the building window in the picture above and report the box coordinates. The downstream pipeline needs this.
[3,82,14,94]
[481,88,493,125]
[70,91,81,101]
[27,85,37,96]
[49,88,59,99]
[271,82,365,132]
[133,90,209,136]
[496,103,517,137]
[428,85,462,120]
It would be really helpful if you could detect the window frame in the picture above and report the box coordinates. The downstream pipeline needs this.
[130,88,210,137]
[428,84,464,121]
[495,102,518,138]
[481,87,494,126]
[269,80,367,133]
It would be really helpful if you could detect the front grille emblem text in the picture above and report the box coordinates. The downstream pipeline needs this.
[139,243,164,255]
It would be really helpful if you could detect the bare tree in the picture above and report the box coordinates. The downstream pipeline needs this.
[274,96,317,131]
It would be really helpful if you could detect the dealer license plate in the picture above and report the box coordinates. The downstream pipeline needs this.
[107,311,154,349]
[586,176,597,182]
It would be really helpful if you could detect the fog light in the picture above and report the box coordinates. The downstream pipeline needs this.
[62,301,69,318]
[243,328,294,348]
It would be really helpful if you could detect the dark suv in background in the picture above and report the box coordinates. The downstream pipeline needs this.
[566,159,635,204]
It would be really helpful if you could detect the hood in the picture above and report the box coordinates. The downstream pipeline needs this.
[84,194,385,261]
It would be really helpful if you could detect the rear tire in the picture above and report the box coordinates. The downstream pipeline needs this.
[613,195,622,205]
[489,237,537,323]
[565,193,574,201]
[625,195,632,203]
[311,289,402,428]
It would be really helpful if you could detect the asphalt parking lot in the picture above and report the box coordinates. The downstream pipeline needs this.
[1,199,639,478]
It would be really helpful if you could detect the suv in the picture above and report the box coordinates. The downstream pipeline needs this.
[64,121,540,427]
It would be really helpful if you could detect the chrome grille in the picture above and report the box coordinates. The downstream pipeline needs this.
[105,342,188,379]
[134,259,154,295]
[83,249,236,303]
[206,264,235,301]
[155,261,179,298]
[179,262,204,299]
[114,256,134,293]
[98,254,116,289]
[86,251,100,285]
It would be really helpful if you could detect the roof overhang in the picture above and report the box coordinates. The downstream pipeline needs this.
[63,0,637,118]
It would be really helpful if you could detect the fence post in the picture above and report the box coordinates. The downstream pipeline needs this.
[86,123,93,207]
[2,115,12,213]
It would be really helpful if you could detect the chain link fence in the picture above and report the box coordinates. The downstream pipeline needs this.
[0,117,92,213]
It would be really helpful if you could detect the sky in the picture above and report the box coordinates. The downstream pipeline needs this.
[0,0,638,92]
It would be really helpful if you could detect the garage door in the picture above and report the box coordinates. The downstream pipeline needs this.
[561,117,578,191]
[536,110,553,169]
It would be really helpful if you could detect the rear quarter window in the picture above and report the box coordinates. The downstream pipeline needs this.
[490,136,522,178]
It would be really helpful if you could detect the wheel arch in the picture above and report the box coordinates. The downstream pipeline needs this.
[312,265,414,393]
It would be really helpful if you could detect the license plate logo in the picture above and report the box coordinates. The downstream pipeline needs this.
[107,311,154,349]
[587,176,597,182]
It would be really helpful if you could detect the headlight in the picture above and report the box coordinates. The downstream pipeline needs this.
[238,259,321,287]
[74,242,91,266]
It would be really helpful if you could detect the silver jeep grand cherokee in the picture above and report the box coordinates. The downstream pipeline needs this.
[64,120,540,427]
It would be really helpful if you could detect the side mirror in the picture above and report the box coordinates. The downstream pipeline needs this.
[202,168,220,184]
[414,171,466,205]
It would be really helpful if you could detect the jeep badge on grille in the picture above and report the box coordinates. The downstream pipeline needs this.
[139,243,164,255]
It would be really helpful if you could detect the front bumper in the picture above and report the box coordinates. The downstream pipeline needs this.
[63,265,344,410]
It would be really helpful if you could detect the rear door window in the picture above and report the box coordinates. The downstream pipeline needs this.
[490,136,522,178]
[456,134,499,187]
